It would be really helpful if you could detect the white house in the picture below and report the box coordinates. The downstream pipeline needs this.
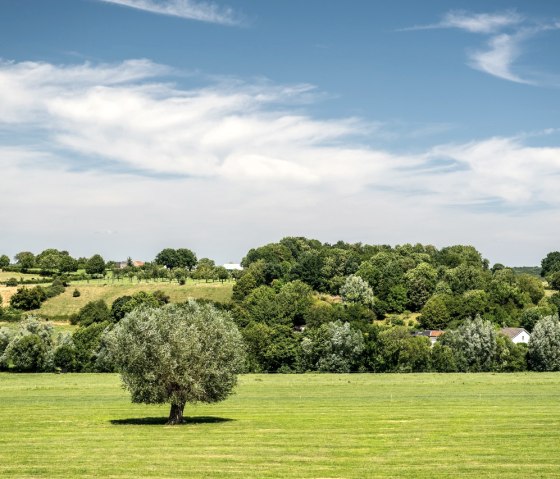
[223,263,243,271]
[500,328,530,344]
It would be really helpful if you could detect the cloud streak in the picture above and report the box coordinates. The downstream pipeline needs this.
[98,0,242,25]
[401,10,523,33]
[469,31,533,84]
[403,10,559,85]
[0,58,558,205]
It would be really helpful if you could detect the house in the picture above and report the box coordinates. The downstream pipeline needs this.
[414,330,445,347]
[223,263,243,271]
[117,260,145,269]
[500,328,530,344]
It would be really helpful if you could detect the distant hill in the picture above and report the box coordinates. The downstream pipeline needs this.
[511,266,542,277]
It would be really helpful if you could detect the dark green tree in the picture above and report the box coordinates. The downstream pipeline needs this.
[85,254,106,275]
[10,286,47,310]
[0,255,9,268]
[70,300,111,326]
[14,251,35,270]
[541,251,560,278]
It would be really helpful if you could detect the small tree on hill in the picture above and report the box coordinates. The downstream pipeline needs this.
[85,254,106,275]
[0,254,9,269]
[104,301,245,424]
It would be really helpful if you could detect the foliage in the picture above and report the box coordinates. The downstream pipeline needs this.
[404,263,437,311]
[0,318,54,372]
[110,291,167,322]
[301,321,364,373]
[520,307,543,332]
[541,251,560,278]
[340,275,375,306]
[15,251,35,270]
[0,306,23,323]
[430,343,457,372]
[494,336,527,372]
[5,277,18,287]
[73,321,110,372]
[85,254,106,275]
[374,327,431,373]
[70,300,111,326]
[10,286,47,310]
[548,271,560,291]
[242,322,300,373]
[0,254,10,268]
[440,316,497,372]
[104,301,245,424]
[528,315,560,371]
[419,294,450,329]
[52,334,78,372]
[155,248,197,270]
[0,327,13,359]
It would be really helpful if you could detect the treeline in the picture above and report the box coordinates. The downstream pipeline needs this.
[2,237,560,374]
[1,301,560,374]
[0,290,172,373]
[227,237,560,372]
[1,248,235,287]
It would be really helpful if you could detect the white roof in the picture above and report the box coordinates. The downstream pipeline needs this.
[223,263,243,270]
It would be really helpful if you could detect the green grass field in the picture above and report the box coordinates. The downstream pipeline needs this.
[0,373,559,478]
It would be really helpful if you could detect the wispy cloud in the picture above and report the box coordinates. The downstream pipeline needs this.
[402,10,559,85]
[98,0,243,26]
[469,31,533,84]
[439,10,523,33]
[401,10,523,33]
[1,58,559,204]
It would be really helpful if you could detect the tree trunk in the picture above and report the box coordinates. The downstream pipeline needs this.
[167,401,185,425]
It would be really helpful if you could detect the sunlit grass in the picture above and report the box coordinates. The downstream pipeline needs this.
[0,373,559,478]
[32,280,233,319]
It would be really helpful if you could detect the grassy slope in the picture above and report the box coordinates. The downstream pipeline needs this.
[0,373,559,478]
[30,279,233,319]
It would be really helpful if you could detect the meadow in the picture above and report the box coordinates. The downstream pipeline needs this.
[0,373,559,478]
[32,279,233,320]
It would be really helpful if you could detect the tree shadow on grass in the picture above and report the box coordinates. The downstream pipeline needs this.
[110,416,235,426]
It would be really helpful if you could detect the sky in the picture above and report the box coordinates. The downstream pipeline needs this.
[0,0,559,265]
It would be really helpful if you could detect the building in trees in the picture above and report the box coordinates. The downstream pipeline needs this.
[500,327,530,344]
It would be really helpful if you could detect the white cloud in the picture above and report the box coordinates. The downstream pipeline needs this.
[1,59,560,264]
[402,10,560,85]
[402,10,522,33]
[439,10,523,33]
[98,0,242,25]
[469,32,533,84]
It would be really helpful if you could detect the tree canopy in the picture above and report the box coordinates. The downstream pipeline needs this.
[105,301,245,424]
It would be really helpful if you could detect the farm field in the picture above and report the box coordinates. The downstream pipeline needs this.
[0,373,559,478]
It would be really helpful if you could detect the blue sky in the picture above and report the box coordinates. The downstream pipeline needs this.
[0,0,559,265]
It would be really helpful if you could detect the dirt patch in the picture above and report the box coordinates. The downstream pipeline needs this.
[0,286,19,305]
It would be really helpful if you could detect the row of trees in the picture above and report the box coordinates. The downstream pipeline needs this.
[1,248,236,286]
[2,250,106,275]
[2,296,560,374]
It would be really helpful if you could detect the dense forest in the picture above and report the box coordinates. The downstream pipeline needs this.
[1,238,560,374]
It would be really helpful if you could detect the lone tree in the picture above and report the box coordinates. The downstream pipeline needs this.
[105,301,245,425]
